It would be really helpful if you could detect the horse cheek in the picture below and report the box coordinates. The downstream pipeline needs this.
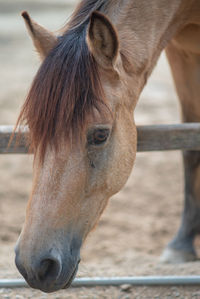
[107,117,137,196]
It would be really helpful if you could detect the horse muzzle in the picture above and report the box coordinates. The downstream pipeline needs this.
[15,235,81,293]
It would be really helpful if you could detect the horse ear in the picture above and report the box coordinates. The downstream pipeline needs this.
[87,11,119,69]
[21,11,58,60]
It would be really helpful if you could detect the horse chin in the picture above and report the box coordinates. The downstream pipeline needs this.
[63,262,79,289]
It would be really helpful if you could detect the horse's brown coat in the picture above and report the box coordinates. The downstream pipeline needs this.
[15,0,200,292]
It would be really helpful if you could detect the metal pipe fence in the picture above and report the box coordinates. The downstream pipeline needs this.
[2,276,200,288]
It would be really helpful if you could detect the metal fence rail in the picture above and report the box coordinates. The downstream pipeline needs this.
[1,123,200,153]
[1,276,200,288]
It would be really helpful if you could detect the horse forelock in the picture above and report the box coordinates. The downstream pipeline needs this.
[17,18,109,163]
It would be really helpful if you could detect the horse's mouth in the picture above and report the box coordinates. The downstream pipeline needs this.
[63,260,80,289]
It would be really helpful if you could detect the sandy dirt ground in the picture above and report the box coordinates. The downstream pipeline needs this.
[1,1,200,298]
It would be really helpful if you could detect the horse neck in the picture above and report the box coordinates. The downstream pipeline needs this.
[101,0,189,86]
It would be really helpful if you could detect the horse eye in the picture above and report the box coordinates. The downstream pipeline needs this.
[88,129,110,145]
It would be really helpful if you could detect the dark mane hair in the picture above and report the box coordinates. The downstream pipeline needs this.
[17,0,108,161]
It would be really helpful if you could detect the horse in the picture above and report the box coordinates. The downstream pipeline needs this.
[15,0,200,293]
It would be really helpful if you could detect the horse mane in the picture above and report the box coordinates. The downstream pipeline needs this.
[17,0,109,162]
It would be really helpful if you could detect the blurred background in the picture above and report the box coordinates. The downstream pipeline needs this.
[0,1,199,298]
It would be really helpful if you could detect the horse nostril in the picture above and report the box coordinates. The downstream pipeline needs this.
[37,258,61,283]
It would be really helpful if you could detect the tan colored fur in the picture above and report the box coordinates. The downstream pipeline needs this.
[22,11,58,59]
[16,0,200,291]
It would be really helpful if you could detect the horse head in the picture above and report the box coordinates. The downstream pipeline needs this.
[15,9,137,293]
